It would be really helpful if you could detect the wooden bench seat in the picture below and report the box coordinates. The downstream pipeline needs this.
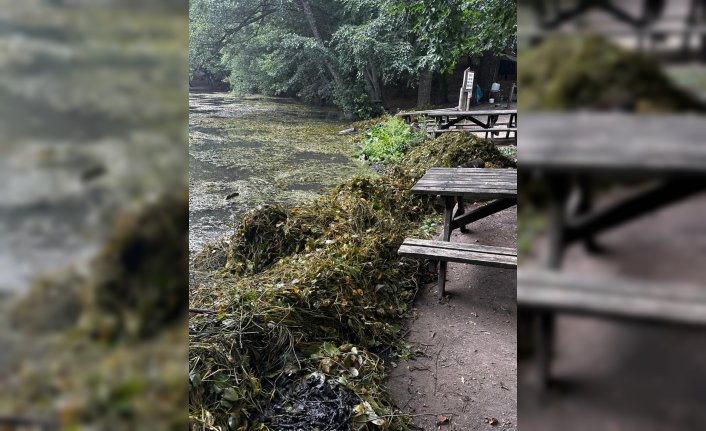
[518,269,706,389]
[434,126,517,133]
[399,238,517,268]
[399,238,516,299]
[432,127,517,140]
[518,269,706,326]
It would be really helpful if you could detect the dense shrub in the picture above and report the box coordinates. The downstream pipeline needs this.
[361,116,427,163]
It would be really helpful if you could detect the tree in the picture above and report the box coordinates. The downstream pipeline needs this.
[390,0,517,104]
[189,0,516,115]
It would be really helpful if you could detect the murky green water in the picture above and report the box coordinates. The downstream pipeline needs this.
[189,93,374,252]
[0,1,187,293]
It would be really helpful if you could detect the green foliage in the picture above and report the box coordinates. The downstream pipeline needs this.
[519,35,706,112]
[361,116,427,163]
[390,0,517,72]
[333,83,387,119]
[190,0,516,115]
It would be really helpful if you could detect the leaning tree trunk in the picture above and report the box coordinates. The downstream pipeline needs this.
[299,0,343,88]
[363,64,384,105]
[417,68,433,106]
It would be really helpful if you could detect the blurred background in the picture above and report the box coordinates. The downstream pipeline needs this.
[0,0,188,429]
[517,0,706,429]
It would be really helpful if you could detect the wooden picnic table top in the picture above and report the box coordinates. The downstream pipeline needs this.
[398,109,517,117]
[520,113,706,176]
[411,167,517,199]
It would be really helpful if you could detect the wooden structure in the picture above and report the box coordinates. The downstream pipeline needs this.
[458,68,476,110]
[399,168,518,298]
[518,270,706,326]
[397,108,517,142]
[399,238,516,273]
[506,83,516,109]
[523,0,706,59]
[519,113,706,388]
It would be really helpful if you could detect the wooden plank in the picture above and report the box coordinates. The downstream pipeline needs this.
[397,109,517,117]
[403,238,516,256]
[411,168,517,197]
[417,173,516,178]
[419,169,516,175]
[410,189,516,198]
[398,243,517,268]
[520,114,706,176]
[413,181,517,189]
[518,270,706,326]
[419,174,516,180]
[441,127,518,132]
[413,186,517,193]
[417,177,516,184]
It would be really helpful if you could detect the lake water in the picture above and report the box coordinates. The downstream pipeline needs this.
[189,92,372,252]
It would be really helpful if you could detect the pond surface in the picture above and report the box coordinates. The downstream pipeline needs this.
[189,92,373,252]
[0,2,187,293]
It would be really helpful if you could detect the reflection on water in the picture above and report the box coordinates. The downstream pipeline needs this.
[189,92,373,252]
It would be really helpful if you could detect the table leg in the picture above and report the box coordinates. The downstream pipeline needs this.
[438,197,455,300]
[535,175,569,393]
[575,175,602,253]
[547,176,570,269]
[535,311,555,394]
[454,196,469,233]
[452,198,516,231]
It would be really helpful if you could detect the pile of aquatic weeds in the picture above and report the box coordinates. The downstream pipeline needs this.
[189,132,515,430]
[519,35,706,112]
[4,193,189,430]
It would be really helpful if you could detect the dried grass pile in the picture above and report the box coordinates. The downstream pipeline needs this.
[189,133,515,430]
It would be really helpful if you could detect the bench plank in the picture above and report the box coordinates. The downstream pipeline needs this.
[398,239,517,269]
[403,238,515,256]
[518,270,706,326]
[412,168,517,198]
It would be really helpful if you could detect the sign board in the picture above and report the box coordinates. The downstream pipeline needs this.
[459,68,475,110]
[465,70,475,91]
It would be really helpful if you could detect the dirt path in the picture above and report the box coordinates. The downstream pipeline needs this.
[519,192,706,430]
[387,204,517,431]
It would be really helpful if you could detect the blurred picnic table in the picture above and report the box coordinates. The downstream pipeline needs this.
[519,113,706,389]
[520,113,706,268]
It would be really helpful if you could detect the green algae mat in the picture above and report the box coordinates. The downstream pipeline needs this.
[189,93,372,252]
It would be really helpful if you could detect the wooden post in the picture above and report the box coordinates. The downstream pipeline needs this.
[437,196,455,300]
[458,68,475,111]
[506,82,516,109]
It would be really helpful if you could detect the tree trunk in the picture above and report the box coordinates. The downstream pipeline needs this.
[417,67,433,106]
[439,71,449,104]
[299,0,343,87]
[476,51,500,104]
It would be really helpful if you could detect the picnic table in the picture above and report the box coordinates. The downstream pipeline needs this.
[518,113,706,388]
[399,167,517,298]
[520,113,706,268]
[397,108,517,140]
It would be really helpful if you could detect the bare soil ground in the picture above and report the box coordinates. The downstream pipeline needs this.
[519,192,706,430]
[387,203,517,431]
